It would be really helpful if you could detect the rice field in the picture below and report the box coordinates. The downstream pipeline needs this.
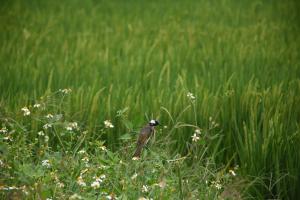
[0,0,300,199]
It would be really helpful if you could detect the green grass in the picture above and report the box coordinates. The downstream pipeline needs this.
[0,0,300,199]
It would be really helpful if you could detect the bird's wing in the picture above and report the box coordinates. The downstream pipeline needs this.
[136,126,152,146]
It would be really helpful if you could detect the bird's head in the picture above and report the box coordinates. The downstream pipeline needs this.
[149,119,159,126]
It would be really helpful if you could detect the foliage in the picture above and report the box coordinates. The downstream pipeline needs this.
[0,0,300,199]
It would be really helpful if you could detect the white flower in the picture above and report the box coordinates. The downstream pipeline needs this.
[100,145,107,151]
[215,183,222,190]
[90,175,106,189]
[132,157,139,161]
[0,127,8,134]
[141,185,149,193]
[59,88,72,94]
[3,136,12,141]
[66,122,78,131]
[187,92,196,100]
[71,122,78,128]
[81,156,89,163]
[46,114,53,119]
[98,165,108,169]
[57,182,65,188]
[33,103,41,108]
[41,160,51,168]
[229,169,236,176]
[0,160,3,166]
[46,198,52,200]
[194,129,201,134]
[138,198,153,200]
[45,135,49,142]
[212,181,222,190]
[21,107,30,116]
[106,194,118,200]
[43,123,52,130]
[69,193,83,200]
[93,176,104,183]
[131,173,138,180]
[163,125,168,129]
[191,133,200,142]
[38,131,44,136]
[100,174,106,179]
[91,181,100,189]
[77,176,86,187]
[78,149,86,154]
[104,120,114,128]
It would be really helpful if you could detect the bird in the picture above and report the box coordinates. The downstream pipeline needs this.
[132,119,159,158]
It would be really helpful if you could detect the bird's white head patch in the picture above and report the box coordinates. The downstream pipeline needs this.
[149,119,159,126]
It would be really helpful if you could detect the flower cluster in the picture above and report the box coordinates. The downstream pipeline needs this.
[45,135,49,142]
[0,126,8,134]
[132,156,139,161]
[77,149,86,154]
[141,185,149,193]
[46,114,53,119]
[104,120,114,128]
[41,160,51,168]
[66,122,78,131]
[229,169,236,176]
[69,193,83,200]
[81,156,90,167]
[187,92,196,101]
[91,175,106,189]
[81,156,89,163]
[43,123,52,130]
[59,88,72,94]
[77,176,87,187]
[37,131,44,136]
[191,129,201,142]
[211,180,222,190]
[33,103,41,108]
[21,107,30,116]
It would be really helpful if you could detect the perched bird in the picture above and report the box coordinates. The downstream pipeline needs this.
[132,119,159,158]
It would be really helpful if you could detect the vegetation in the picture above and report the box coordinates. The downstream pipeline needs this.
[0,0,299,199]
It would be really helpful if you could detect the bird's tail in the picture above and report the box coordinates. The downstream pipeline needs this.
[133,145,143,158]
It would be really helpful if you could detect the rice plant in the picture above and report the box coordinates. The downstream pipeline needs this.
[0,0,299,199]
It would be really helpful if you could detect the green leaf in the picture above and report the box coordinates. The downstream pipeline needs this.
[122,120,133,130]
[18,163,44,183]
[119,133,132,140]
